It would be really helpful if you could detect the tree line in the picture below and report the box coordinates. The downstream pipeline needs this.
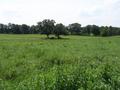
[0,19,120,38]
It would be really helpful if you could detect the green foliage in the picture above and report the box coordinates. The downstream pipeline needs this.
[0,34,120,90]
[37,19,55,38]
[54,23,68,39]
[68,23,81,35]
[91,25,100,36]
[1,20,120,36]
[100,26,109,36]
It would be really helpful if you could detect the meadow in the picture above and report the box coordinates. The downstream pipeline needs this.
[0,34,120,90]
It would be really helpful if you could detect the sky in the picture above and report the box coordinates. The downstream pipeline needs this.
[0,0,120,27]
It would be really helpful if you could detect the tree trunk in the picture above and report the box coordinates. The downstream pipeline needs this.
[47,34,49,38]
[57,35,60,39]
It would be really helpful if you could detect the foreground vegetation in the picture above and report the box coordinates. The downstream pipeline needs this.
[0,34,120,90]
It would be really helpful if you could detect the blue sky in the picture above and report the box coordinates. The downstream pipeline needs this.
[0,0,120,26]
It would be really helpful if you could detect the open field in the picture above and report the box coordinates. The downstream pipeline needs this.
[0,34,120,90]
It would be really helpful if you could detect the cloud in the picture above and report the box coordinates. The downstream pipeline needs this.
[0,0,120,27]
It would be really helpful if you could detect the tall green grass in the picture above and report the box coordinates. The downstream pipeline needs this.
[0,34,120,90]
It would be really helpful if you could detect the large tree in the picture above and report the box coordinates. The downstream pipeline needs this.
[37,19,55,38]
[54,23,67,39]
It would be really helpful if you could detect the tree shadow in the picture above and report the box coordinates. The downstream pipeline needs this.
[41,36,70,40]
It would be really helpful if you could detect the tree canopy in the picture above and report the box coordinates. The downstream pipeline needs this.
[0,19,120,38]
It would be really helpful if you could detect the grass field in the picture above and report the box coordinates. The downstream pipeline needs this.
[0,34,120,90]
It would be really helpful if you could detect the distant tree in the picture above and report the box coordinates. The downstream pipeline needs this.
[85,25,92,35]
[0,20,120,36]
[37,19,55,38]
[54,23,68,39]
[20,24,30,34]
[100,26,109,36]
[8,23,21,34]
[7,23,13,33]
[91,25,100,36]
[30,25,39,34]
[81,25,92,35]
[107,26,120,36]
[0,24,7,33]
[68,23,81,35]
[108,26,113,36]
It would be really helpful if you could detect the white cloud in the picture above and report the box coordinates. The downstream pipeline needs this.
[0,0,120,27]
